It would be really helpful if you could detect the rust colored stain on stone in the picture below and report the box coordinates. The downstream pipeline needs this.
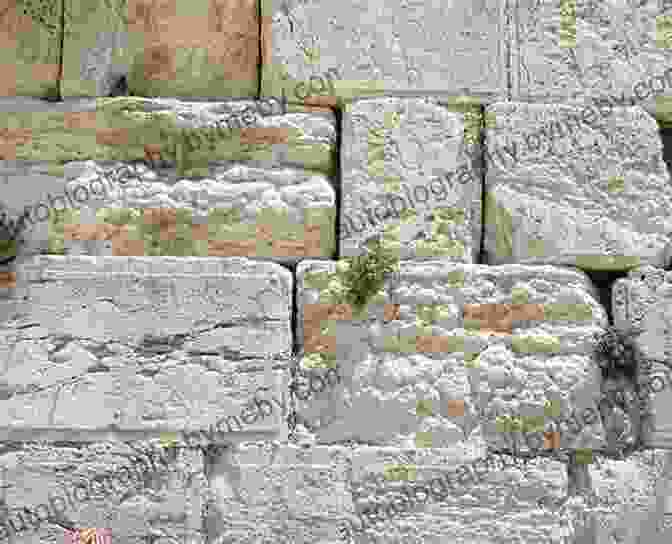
[446,399,465,417]
[303,95,339,108]
[383,303,400,322]
[64,112,99,130]
[416,335,460,353]
[127,0,258,82]
[96,127,131,147]
[303,303,353,354]
[0,271,16,289]
[143,43,177,81]
[239,127,291,145]
[0,128,32,159]
[31,63,60,82]
[544,431,561,449]
[463,303,545,333]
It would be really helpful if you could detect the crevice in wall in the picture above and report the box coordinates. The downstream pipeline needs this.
[583,270,630,325]
[332,104,343,263]
[477,104,488,265]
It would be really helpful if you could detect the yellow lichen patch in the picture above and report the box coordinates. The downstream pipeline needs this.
[543,303,592,322]
[511,287,529,305]
[559,0,577,48]
[415,432,432,448]
[575,255,641,271]
[384,464,417,481]
[511,334,561,354]
[657,16,672,49]
[416,399,433,417]
[607,175,625,193]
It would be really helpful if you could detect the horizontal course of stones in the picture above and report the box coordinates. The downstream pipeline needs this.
[2,0,672,543]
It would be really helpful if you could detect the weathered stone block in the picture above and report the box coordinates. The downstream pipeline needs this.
[613,266,672,448]
[296,260,607,451]
[512,0,672,127]
[260,0,508,105]
[349,443,570,543]
[341,97,482,262]
[206,443,353,544]
[61,0,258,98]
[483,102,672,270]
[0,256,291,441]
[0,0,62,98]
[35,161,335,262]
[586,449,672,543]
[0,98,336,176]
[0,441,205,544]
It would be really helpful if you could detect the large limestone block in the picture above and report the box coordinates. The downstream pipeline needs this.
[61,0,258,98]
[260,0,508,106]
[206,443,353,544]
[0,256,291,441]
[613,266,672,449]
[2,160,335,262]
[484,102,672,270]
[0,0,62,98]
[0,97,337,176]
[512,0,672,127]
[585,449,672,544]
[295,260,608,452]
[348,443,570,544]
[341,97,482,262]
[0,441,205,544]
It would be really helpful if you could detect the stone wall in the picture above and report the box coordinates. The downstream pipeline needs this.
[1,1,672,543]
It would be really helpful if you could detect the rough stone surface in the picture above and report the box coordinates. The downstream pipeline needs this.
[0,440,205,544]
[340,97,482,262]
[348,442,570,544]
[484,102,672,270]
[585,449,672,544]
[1,160,335,262]
[296,260,607,452]
[0,0,62,98]
[260,0,508,105]
[0,256,291,440]
[206,443,352,544]
[0,98,337,176]
[613,266,672,449]
[61,0,259,98]
[512,0,672,127]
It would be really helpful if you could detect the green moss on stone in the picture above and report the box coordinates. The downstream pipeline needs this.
[511,287,529,305]
[485,191,513,259]
[575,255,641,271]
[544,303,593,322]
[512,334,561,354]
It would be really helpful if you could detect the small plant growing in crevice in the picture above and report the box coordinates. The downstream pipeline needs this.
[593,326,643,382]
[338,236,399,316]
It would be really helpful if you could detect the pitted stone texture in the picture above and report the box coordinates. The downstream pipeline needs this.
[512,0,672,126]
[0,441,204,544]
[296,260,607,451]
[206,442,353,544]
[584,449,672,544]
[61,0,258,98]
[0,256,291,440]
[613,266,672,449]
[260,0,507,105]
[0,0,61,98]
[0,98,336,176]
[484,102,672,270]
[35,161,335,262]
[349,443,570,544]
[341,97,482,262]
